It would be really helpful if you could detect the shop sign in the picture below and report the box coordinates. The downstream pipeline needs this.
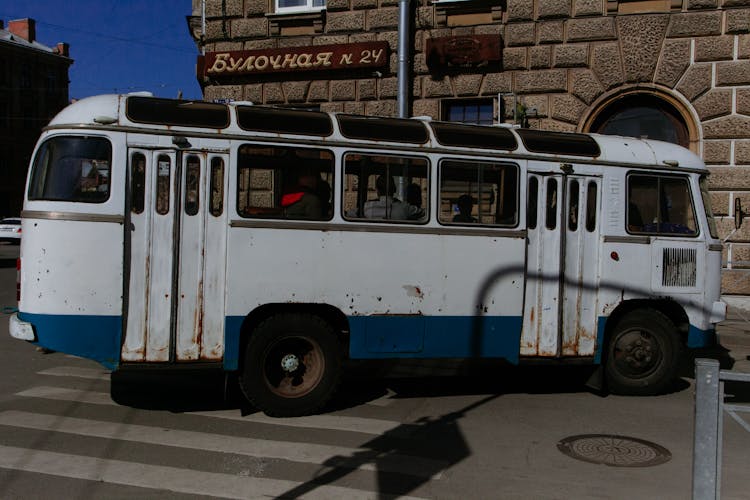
[426,35,502,70]
[199,41,389,78]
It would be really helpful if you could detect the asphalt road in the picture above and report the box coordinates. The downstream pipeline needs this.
[0,243,748,499]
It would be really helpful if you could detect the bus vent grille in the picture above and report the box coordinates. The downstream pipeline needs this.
[662,248,697,287]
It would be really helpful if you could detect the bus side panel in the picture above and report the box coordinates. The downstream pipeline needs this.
[223,227,525,365]
[20,218,124,368]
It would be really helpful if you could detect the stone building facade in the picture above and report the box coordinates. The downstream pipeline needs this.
[0,18,71,216]
[189,0,750,305]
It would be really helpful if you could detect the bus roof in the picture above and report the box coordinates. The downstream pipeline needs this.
[47,94,706,172]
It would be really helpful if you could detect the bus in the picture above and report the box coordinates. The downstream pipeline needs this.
[9,93,728,417]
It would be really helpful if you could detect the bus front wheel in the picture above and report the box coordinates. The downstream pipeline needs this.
[604,309,681,395]
[240,313,341,417]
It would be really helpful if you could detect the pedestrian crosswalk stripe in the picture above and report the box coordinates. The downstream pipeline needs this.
[0,410,445,479]
[17,385,409,437]
[193,410,409,436]
[38,366,110,380]
[17,386,113,405]
[0,444,428,500]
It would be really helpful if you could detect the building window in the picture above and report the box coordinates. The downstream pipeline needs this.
[276,0,325,14]
[588,94,689,148]
[443,99,494,125]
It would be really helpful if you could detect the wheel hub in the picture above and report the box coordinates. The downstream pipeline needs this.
[614,330,660,375]
[280,353,300,373]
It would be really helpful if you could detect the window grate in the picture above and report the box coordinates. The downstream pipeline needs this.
[662,248,697,287]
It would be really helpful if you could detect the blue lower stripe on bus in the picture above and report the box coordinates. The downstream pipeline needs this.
[18,312,122,370]
[223,315,523,370]
[687,325,717,348]
[348,315,523,361]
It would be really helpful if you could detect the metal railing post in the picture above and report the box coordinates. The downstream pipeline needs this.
[693,359,721,500]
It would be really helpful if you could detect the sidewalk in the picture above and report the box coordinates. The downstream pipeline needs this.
[716,308,750,348]
[716,307,750,374]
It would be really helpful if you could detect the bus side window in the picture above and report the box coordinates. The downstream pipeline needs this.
[627,174,697,235]
[185,155,200,216]
[528,177,538,229]
[130,153,146,214]
[438,159,518,226]
[568,180,579,231]
[585,181,597,232]
[237,144,334,221]
[545,178,557,230]
[342,152,428,222]
[156,155,171,215]
[29,136,112,203]
[209,157,224,217]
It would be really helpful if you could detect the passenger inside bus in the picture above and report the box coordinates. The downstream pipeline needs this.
[282,173,322,220]
[405,182,426,220]
[316,177,332,218]
[364,175,423,220]
[452,194,477,223]
[628,201,644,232]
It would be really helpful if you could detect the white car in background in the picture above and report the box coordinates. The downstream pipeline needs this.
[0,218,21,244]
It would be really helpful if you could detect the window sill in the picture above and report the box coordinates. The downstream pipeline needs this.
[267,9,326,36]
[433,0,503,27]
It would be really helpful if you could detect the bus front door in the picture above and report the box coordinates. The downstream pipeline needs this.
[122,149,228,363]
[521,172,601,358]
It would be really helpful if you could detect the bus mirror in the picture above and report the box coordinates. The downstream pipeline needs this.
[736,198,745,229]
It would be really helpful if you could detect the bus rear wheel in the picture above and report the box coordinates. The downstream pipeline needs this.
[240,313,341,417]
[604,309,681,396]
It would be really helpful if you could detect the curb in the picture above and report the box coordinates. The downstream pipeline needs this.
[719,334,750,349]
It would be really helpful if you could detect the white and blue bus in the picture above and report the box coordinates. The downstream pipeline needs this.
[10,94,728,416]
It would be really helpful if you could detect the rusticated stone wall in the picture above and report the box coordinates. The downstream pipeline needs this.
[194,0,750,299]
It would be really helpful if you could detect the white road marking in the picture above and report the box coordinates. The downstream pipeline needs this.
[0,444,428,500]
[194,410,408,436]
[366,389,397,407]
[17,386,410,437]
[0,410,444,479]
[17,386,114,405]
[37,366,110,381]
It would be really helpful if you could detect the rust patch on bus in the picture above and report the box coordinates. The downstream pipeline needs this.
[402,285,424,299]
[194,279,205,359]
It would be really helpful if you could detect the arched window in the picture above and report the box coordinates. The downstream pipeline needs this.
[588,94,690,149]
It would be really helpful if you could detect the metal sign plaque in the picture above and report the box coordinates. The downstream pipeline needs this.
[425,35,502,69]
[199,41,389,78]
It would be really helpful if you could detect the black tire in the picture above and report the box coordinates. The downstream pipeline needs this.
[239,313,341,417]
[604,309,681,396]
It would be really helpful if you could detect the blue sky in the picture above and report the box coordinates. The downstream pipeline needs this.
[2,1,202,100]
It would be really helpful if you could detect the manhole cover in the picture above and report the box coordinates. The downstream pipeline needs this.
[557,434,671,467]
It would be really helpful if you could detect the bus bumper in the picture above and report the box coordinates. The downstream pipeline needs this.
[9,313,35,341]
[710,301,727,324]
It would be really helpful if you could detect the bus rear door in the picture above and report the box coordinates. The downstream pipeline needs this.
[521,171,602,358]
[122,147,228,363]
